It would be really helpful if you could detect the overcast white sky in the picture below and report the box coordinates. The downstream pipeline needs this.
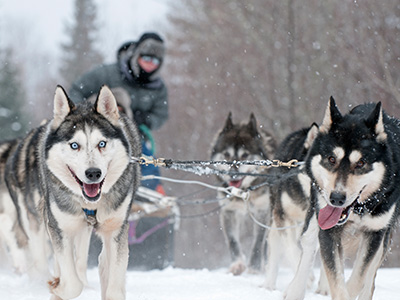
[0,0,170,62]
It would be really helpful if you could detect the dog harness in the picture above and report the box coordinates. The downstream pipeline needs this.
[83,208,97,226]
[353,195,382,216]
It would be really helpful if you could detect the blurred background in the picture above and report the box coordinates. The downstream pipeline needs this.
[1,0,399,269]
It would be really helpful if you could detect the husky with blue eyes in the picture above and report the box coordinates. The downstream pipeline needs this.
[42,85,141,300]
[5,85,141,300]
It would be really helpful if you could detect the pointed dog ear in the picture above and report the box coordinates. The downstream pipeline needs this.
[52,85,75,129]
[366,102,387,142]
[304,123,319,149]
[95,85,120,126]
[247,113,259,133]
[320,96,342,134]
[222,112,234,132]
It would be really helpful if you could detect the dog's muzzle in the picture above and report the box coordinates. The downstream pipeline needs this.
[69,167,105,202]
[318,187,365,230]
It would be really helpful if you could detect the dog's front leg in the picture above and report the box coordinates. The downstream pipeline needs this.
[248,209,268,272]
[263,218,281,290]
[346,230,386,300]
[48,233,84,300]
[75,225,93,286]
[98,221,129,300]
[315,263,330,296]
[284,216,319,300]
[319,227,349,300]
[220,209,246,275]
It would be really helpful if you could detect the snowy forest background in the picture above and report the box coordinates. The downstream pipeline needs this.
[1,0,400,269]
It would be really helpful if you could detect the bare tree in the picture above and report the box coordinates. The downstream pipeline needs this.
[59,0,104,87]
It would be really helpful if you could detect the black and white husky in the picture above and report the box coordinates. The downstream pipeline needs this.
[211,112,276,275]
[5,85,141,300]
[263,124,318,297]
[292,97,400,300]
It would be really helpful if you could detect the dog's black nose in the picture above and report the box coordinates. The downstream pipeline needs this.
[330,192,346,206]
[85,168,102,182]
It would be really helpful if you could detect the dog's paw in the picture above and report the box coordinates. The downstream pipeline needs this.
[315,273,330,296]
[315,286,329,296]
[48,277,83,299]
[262,281,275,291]
[13,265,27,276]
[48,277,60,290]
[247,267,261,275]
[229,261,246,276]
[284,284,306,300]
[284,291,305,300]
[50,294,62,300]
[307,271,315,289]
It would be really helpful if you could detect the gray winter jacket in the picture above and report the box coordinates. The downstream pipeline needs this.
[69,62,168,130]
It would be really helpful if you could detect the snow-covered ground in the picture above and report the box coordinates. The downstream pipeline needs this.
[1,266,398,299]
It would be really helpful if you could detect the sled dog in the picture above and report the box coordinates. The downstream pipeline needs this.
[263,123,319,297]
[296,97,400,300]
[4,128,54,279]
[36,86,140,299]
[211,112,276,275]
[0,139,33,274]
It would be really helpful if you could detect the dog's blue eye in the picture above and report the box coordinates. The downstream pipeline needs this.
[70,142,79,150]
[98,141,107,148]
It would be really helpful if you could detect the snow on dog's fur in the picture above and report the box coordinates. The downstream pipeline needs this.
[42,86,141,300]
[5,85,141,300]
[286,97,400,300]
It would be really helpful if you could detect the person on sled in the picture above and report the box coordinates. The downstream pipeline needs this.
[69,32,168,194]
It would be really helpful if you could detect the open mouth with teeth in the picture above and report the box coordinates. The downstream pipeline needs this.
[318,198,359,230]
[229,177,244,188]
[68,167,104,202]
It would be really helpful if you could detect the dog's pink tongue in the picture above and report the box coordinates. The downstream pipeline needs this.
[83,183,100,198]
[318,205,343,230]
[229,180,242,188]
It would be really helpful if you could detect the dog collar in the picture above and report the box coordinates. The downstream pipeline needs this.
[83,208,97,226]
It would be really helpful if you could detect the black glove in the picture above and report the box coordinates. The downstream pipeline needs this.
[133,110,150,127]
